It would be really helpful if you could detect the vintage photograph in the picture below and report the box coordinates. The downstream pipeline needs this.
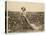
[5,1,44,33]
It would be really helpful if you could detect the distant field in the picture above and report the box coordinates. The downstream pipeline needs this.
[5,11,44,33]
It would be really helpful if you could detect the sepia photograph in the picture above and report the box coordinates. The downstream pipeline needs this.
[5,1,44,33]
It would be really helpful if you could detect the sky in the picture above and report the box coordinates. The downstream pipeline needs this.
[8,2,44,12]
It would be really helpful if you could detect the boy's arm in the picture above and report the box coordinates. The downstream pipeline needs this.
[24,16,40,30]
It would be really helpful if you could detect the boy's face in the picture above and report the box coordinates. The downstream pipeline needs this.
[21,7,26,12]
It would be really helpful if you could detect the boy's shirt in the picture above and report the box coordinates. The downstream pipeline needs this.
[20,11,26,17]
